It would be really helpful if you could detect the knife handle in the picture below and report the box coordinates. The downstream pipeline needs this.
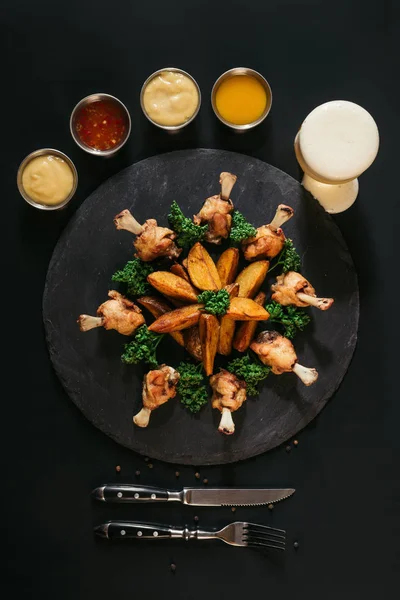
[93,484,178,503]
[101,521,174,540]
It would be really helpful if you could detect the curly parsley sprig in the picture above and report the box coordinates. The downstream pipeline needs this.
[121,325,164,368]
[265,301,311,339]
[112,258,154,297]
[197,289,230,316]
[177,361,208,413]
[268,239,301,274]
[229,210,257,245]
[168,201,208,249]
[226,354,271,396]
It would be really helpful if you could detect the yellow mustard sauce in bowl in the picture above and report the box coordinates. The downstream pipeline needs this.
[212,68,272,130]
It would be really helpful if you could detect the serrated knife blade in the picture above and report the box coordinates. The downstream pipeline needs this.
[92,484,295,506]
[182,488,295,506]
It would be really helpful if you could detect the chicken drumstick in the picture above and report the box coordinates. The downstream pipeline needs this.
[77,290,145,335]
[210,369,247,435]
[133,365,180,428]
[272,271,334,310]
[251,330,318,386]
[114,209,181,262]
[194,172,237,244]
[242,204,294,261]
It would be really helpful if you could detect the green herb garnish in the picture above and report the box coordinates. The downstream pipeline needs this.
[226,354,270,396]
[265,301,311,339]
[112,258,154,297]
[268,239,301,274]
[121,325,164,368]
[177,362,208,413]
[168,201,208,249]
[197,289,230,316]
[229,210,257,245]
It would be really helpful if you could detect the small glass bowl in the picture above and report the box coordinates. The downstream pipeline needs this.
[17,148,78,211]
[70,93,131,156]
[211,67,272,130]
[140,67,201,131]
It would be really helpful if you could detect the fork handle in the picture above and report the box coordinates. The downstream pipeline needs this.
[95,521,216,541]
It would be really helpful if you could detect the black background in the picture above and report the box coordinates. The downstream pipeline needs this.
[3,1,399,598]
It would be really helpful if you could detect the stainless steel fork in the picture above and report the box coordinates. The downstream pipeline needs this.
[95,520,286,551]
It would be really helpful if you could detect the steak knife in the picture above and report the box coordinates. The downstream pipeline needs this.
[91,484,295,506]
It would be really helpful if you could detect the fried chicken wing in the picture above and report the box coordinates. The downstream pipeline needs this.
[210,369,247,435]
[78,290,145,335]
[114,210,181,262]
[271,271,334,310]
[194,172,237,244]
[251,330,318,386]
[133,365,180,428]
[242,204,294,261]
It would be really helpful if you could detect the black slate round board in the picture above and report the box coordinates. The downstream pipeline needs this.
[43,149,359,465]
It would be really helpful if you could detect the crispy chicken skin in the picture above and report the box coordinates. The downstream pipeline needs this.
[134,218,181,262]
[114,210,181,262]
[78,290,145,336]
[242,204,294,260]
[251,331,297,374]
[272,271,334,310]
[133,365,180,428]
[194,172,237,244]
[210,369,247,435]
[251,330,318,386]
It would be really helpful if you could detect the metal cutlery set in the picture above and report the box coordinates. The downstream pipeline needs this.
[92,484,294,550]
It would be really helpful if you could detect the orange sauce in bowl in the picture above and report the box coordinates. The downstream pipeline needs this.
[215,75,268,126]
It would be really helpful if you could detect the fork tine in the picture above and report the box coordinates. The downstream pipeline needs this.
[246,540,286,551]
[245,528,286,542]
[245,522,286,535]
[246,533,285,547]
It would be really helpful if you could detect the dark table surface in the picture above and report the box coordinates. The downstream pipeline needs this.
[3,1,399,598]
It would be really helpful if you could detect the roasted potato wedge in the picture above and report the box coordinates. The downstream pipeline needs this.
[170,263,190,282]
[182,258,189,270]
[216,247,239,287]
[218,317,236,356]
[226,297,270,321]
[147,271,199,303]
[187,243,222,291]
[137,296,185,347]
[233,291,266,351]
[199,313,220,376]
[218,282,240,356]
[184,326,203,361]
[148,304,204,333]
[235,260,269,298]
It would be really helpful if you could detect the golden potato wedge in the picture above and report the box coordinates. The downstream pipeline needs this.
[148,304,204,333]
[199,313,220,376]
[218,317,236,356]
[233,291,266,351]
[187,242,222,291]
[147,271,199,303]
[184,326,203,361]
[224,282,240,297]
[137,296,185,347]
[235,260,269,298]
[216,247,239,287]
[182,258,189,270]
[170,263,190,282]
[226,297,270,321]
[218,282,240,356]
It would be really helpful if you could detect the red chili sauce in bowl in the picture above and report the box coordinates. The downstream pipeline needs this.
[74,99,128,152]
